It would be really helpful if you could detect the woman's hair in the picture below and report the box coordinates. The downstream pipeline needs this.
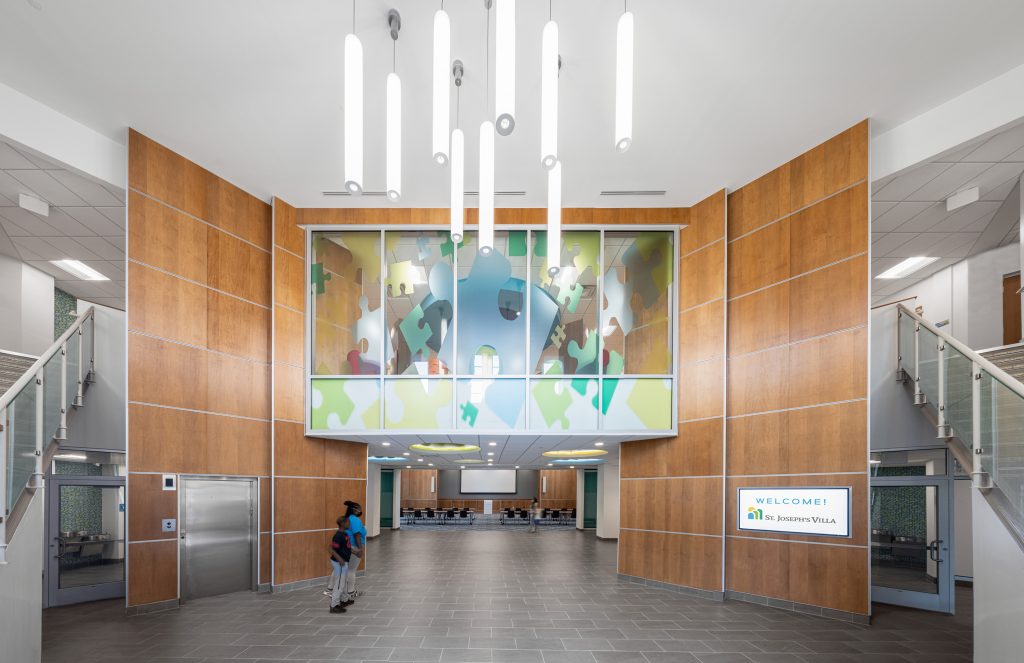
[336,514,349,527]
[343,500,362,516]
[532,497,538,503]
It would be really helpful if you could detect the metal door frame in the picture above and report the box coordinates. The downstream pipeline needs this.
[870,475,954,613]
[178,475,258,602]
[46,475,126,607]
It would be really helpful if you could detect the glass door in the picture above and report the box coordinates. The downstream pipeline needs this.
[870,454,953,613]
[583,469,598,528]
[47,476,126,606]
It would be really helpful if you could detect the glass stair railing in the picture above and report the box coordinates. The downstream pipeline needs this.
[0,307,94,564]
[897,304,1024,542]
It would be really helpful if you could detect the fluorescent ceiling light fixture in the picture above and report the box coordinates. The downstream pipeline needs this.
[946,186,979,212]
[547,161,562,276]
[494,0,516,135]
[386,72,401,201]
[615,10,633,152]
[552,458,605,465]
[51,260,109,281]
[458,458,485,464]
[450,128,464,241]
[18,193,49,217]
[344,33,364,193]
[875,256,939,280]
[432,9,451,165]
[382,441,391,446]
[369,456,408,463]
[540,20,558,168]
[54,453,87,461]
[594,442,604,447]
[542,449,608,458]
[478,121,495,254]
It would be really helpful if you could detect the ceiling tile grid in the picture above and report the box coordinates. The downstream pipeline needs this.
[0,138,126,309]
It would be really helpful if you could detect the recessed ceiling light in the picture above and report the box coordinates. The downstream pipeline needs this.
[406,465,412,468]
[570,465,575,469]
[547,463,553,466]
[417,458,424,462]
[428,463,434,467]
[875,256,939,280]
[50,259,109,281]
[461,465,466,469]
[382,442,391,446]
[594,442,604,447]
[487,452,494,456]
[515,465,520,469]
[402,452,410,456]
[488,441,497,446]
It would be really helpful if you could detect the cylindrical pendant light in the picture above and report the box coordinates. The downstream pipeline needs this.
[450,128,464,242]
[344,32,363,193]
[478,121,495,255]
[386,72,401,201]
[540,20,558,169]
[615,10,633,153]
[432,9,451,165]
[494,0,516,136]
[547,161,562,276]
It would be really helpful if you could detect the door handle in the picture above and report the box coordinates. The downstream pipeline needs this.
[928,539,944,562]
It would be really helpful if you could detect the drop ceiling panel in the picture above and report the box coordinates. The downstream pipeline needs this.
[0,142,37,169]
[48,170,124,207]
[962,121,1024,162]
[872,232,915,257]
[60,206,124,235]
[873,163,952,202]
[905,162,991,202]
[873,202,933,233]
[73,236,125,261]
[6,170,87,206]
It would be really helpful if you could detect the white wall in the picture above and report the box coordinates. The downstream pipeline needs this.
[954,479,973,579]
[64,303,126,451]
[972,490,1024,662]
[365,464,381,538]
[0,490,43,663]
[0,254,54,357]
[596,462,620,540]
[967,244,1021,350]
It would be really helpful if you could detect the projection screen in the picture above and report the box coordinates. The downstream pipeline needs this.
[460,469,516,494]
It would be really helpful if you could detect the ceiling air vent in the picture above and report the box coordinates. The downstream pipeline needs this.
[599,190,666,196]
[322,190,388,197]
[464,191,526,197]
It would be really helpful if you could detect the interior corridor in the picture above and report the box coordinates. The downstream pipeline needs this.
[41,529,972,663]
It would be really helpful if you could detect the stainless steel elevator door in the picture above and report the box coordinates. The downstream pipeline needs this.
[181,478,255,600]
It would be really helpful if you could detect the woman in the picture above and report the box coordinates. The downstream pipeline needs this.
[530,497,541,533]
[342,500,366,600]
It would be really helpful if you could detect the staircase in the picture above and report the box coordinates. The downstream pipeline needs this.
[0,308,95,564]
[897,305,1024,547]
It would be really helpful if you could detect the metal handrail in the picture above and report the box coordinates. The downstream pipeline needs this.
[0,307,95,410]
[897,304,1024,402]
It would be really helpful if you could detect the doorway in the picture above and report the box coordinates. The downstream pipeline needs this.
[870,449,954,613]
[179,477,257,601]
[46,476,125,607]
[380,469,394,529]
[1002,272,1021,345]
[583,469,597,528]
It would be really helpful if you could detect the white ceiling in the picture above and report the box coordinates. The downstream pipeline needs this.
[3,1,1024,208]
[871,121,1024,303]
[336,433,625,470]
[0,138,126,309]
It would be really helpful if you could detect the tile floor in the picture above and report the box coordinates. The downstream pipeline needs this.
[42,528,973,663]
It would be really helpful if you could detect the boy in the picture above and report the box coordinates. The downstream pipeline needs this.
[328,514,354,613]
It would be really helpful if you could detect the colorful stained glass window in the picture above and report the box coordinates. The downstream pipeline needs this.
[531,231,599,375]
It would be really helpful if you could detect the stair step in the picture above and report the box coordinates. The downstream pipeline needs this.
[0,350,38,397]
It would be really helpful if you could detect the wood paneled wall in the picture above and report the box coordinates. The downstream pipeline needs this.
[724,122,869,616]
[539,469,577,509]
[273,199,368,586]
[618,122,870,618]
[126,130,273,606]
[619,189,727,593]
[400,469,438,508]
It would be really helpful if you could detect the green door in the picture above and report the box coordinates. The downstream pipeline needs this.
[583,469,598,529]
[380,470,394,529]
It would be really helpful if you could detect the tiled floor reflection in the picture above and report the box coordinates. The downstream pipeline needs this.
[42,528,973,662]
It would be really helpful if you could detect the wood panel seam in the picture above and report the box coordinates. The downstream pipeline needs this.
[726,323,868,360]
[727,252,868,302]
[727,178,867,245]
[128,329,272,367]
[680,296,725,315]
[726,534,867,549]
[129,259,272,311]
[621,528,722,538]
[130,187,272,254]
[681,237,723,259]
[725,397,867,420]
[129,401,272,423]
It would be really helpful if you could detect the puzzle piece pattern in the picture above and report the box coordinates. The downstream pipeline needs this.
[602,267,634,335]
[311,378,381,431]
[459,402,479,427]
[354,295,383,372]
[385,379,453,428]
[385,260,420,296]
[311,262,332,295]
[603,378,672,430]
[530,378,599,430]
[567,332,599,374]
[398,304,432,358]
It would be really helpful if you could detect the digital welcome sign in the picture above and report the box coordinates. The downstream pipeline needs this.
[737,487,851,538]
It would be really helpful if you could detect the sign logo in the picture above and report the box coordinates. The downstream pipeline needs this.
[737,487,851,538]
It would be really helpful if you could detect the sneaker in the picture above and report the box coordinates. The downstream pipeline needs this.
[330,605,347,613]
[341,599,354,607]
